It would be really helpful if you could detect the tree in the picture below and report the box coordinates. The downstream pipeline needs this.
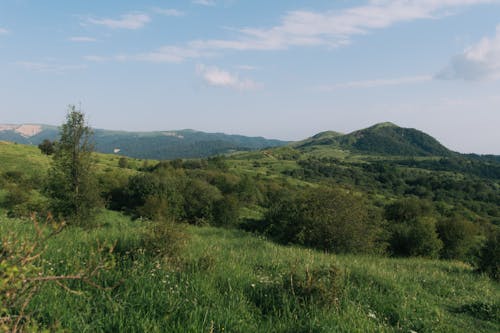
[265,187,387,254]
[45,105,101,225]
[385,198,442,258]
[38,139,55,155]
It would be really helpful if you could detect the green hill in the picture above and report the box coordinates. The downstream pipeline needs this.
[297,122,454,157]
[0,124,288,160]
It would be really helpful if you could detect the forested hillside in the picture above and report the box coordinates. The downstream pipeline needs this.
[0,124,288,159]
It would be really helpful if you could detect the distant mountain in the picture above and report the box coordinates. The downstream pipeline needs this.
[0,124,288,159]
[296,122,455,157]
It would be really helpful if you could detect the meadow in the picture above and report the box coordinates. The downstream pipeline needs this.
[2,211,498,332]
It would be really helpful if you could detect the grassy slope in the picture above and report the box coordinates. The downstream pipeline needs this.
[2,212,498,332]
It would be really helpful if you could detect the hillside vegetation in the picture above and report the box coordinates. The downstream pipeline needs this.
[1,118,499,332]
[2,213,499,332]
[0,125,288,159]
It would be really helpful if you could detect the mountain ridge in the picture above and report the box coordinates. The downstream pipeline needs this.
[0,123,289,159]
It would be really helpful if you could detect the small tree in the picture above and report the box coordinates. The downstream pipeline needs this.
[38,139,55,155]
[45,105,101,225]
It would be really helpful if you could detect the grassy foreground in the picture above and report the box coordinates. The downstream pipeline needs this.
[2,211,498,332]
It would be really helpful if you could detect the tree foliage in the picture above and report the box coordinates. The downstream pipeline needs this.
[38,139,55,155]
[265,187,386,254]
[45,106,101,225]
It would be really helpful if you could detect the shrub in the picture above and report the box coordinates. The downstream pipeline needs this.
[265,187,386,254]
[212,194,240,227]
[38,139,55,155]
[389,216,443,258]
[181,179,222,225]
[141,220,189,260]
[118,157,128,168]
[437,216,479,260]
[477,228,500,281]
[386,198,442,258]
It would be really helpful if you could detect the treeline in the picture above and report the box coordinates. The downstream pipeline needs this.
[286,157,500,225]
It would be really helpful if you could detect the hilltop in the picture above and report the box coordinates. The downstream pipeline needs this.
[296,122,454,157]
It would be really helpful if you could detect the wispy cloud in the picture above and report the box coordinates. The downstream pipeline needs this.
[193,0,216,6]
[153,8,185,17]
[88,13,151,30]
[69,36,97,42]
[86,1,500,63]
[185,0,500,52]
[16,61,86,73]
[316,75,432,91]
[196,64,260,90]
[436,23,500,81]
[0,28,9,35]
[135,46,203,63]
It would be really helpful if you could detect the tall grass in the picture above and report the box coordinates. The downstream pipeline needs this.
[1,211,498,332]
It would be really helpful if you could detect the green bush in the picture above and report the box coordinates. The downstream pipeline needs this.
[437,216,479,260]
[389,216,443,258]
[265,187,386,254]
[477,228,500,281]
[386,198,442,258]
[141,220,189,260]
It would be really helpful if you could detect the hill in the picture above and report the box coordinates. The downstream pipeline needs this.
[297,122,455,157]
[0,124,288,159]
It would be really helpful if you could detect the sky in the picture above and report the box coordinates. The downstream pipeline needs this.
[1,0,500,154]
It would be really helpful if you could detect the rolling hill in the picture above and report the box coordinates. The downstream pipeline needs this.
[296,122,455,157]
[0,124,288,159]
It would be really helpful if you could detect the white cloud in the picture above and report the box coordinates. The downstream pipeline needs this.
[196,64,259,90]
[185,0,500,52]
[88,13,151,30]
[69,36,97,42]
[193,0,216,6]
[0,28,9,35]
[136,46,204,63]
[153,8,185,17]
[16,61,86,73]
[436,24,500,80]
[87,1,500,63]
[317,75,432,91]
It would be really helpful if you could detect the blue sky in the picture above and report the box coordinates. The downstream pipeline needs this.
[1,0,500,153]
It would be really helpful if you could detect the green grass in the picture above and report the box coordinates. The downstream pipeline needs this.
[2,211,498,332]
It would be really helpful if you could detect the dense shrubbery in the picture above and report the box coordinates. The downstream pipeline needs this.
[477,228,500,281]
[265,187,386,254]
[385,198,442,258]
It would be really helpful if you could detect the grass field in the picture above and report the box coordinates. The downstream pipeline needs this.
[2,211,498,332]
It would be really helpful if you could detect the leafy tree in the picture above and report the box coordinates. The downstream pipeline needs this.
[385,198,443,258]
[437,216,479,260]
[477,228,500,281]
[38,139,55,155]
[265,187,386,254]
[45,106,101,225]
